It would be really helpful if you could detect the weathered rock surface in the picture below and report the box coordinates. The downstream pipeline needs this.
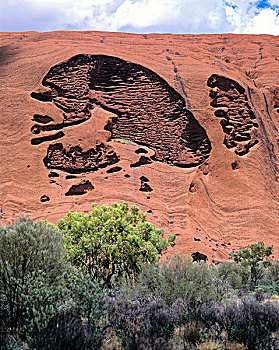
[38,54,211,168]
[65,180,94,196]
[44,142,119,174]
[207,74,259,156]
[1,31,279,260]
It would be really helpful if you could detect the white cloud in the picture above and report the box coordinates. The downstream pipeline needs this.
[101,0,232,33]
[224,0,279,34]
[269,0,279,6]
[0,0,279,34]
[245,8,279,34]
[111,0,181,29]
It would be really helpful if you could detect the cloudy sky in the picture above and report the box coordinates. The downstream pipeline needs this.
[1,0,279,34]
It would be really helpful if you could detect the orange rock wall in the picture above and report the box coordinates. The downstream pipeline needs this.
[1,31,279,260]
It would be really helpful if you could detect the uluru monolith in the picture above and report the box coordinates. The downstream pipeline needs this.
[1,31,279,260]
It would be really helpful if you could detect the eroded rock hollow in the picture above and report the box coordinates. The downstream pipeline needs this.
[207,74,258,156]
[34,54,211,169]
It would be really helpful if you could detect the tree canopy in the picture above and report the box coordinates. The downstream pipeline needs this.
[57,202,176,286]
[230,241,273,288]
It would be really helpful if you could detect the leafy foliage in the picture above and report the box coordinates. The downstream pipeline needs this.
[230,241,273,288]
[63,270,108,347]
[0,216,65,329]
[57,202,176,286]
[17,272,63,349]
[1,213,278,349]
[215,261,249,289]
[121,254,228,310]
[8,270,108,350]
[270,259,279,282]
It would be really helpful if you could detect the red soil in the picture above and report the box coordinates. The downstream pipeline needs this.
[1,31,279,261]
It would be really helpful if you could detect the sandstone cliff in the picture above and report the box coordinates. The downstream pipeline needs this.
[1,31,279,260]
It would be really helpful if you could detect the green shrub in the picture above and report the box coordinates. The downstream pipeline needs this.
[230,241,273,289]
[0,216,65,330]
[215,261,248,289]
[11,270,107,350]
[33,270,108,350]
[17,272,63,349]
[121,254,228,313]
[64,270,108,347]
[57,202,176,287]
[255,281,279,294]
[270,259,279,282]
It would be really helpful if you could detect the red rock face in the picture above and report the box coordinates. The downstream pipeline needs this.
[207,74,259,155]
[44,143,119,174]
[36,54,211,168]
[1,31,279,261]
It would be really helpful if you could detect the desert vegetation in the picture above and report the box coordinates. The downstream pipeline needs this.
[1,203,279,349]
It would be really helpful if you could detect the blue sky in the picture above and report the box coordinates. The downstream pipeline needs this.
[0,0,279,34]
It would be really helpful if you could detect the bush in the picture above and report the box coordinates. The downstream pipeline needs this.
[36,270,108,350]
[108,294,177,349]
[62,270,108,348]
[121,254,228,314]
[228,297,279,349]
[17,272,63,349]
[252,259,279,294]
[270,259,279,282]
[10,270,107,350]
[0,216,108,349]
[198,296,279,350]
[57,202,176,287]
[174,321,209,347]
[215,261,248,290]
[0,216,65,330]
[230,241,273,289]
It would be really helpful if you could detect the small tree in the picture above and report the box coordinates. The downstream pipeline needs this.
[57,202,176,287]
[230,241,273,289]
